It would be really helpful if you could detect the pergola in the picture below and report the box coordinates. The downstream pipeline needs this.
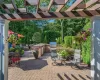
[0,0,100,80]
[0,0,100,20]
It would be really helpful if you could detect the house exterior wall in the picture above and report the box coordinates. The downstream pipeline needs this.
[0,20,9,80]
[0,20,5,80]
[91,16,100,80]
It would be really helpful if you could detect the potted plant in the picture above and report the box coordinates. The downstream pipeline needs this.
[33,50,39,59]
[20,50,24,56]
[15,49,19,54]
[9,47,15,52]
[59,50,69,59]
[66,48,75,60]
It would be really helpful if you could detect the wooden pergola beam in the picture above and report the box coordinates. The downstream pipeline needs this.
[53,0,65,5]
[36,0,41,12]
[25,0,39,6]
[38,7,48,12]
[17,8,27,13]
[48,0,54,11]
[66,0,83,11]
[56,0,68,12]
[0,9,100,20]
[77,4,86,9]
[0,0,100,20]
[0,4,14,14]
[88,4,100,10]
[76,0,100,10]
[11,0,17,12]
[24,0,40,13]
[85,0,98,8]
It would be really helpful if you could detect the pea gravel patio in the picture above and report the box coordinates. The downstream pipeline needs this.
[8,53,91,80]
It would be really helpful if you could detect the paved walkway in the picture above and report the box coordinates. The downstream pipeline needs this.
[8,53,91,80]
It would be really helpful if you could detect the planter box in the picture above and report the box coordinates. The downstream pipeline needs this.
[45,44,50,53]
[32,44,45,58]
[31,44,51,58]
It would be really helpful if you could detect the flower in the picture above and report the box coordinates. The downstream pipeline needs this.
[83,37,87,41]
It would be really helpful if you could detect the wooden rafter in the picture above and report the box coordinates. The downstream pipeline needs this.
[56,0,68,12]
[25,0,39,6]
[36,0,40,12]
[77,4,86,9]
[0,4,14,13]
[66,0,83,11]
[0,9,100,21]
[17,8,27,13]
[38,7,48,12]
[0,0,100,20]
[53,0,65,5]
[25,0,40,13]
[48,0,54,11]
[11,0,17,12]
[85,0,98,8]
[88,4,100,10]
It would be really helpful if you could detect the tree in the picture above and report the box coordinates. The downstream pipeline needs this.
[54,18,88,36]
[32,32,41,43]
[9,20,41,44]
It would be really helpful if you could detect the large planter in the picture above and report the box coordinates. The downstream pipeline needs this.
[33,50,39,59]
[45,44,50,53]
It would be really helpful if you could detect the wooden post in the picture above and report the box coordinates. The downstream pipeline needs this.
[4,20,9,80]
[0,20,9,80]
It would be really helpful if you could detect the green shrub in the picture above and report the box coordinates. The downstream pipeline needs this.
[66,48,74,55]
[15,49,19,53]
[64,36,73,48]
[32,32,41,43]
[21,50,24,55]
[56,37,62,44]
[58,50,69,58]
[43,30,60,43]
[82,37,91,64]
[10,47,24,56]
[9,47,15,52]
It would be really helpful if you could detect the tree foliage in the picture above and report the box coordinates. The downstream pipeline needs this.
[32,32,41,43]
[43,30,60,43]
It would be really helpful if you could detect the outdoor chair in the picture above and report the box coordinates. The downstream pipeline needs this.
[70,49,81,69]
[50,48,59,65]
[50,48,67,66]
[50,42,65,65]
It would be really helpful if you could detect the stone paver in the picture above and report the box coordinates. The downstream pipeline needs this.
[8,53,91,80]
